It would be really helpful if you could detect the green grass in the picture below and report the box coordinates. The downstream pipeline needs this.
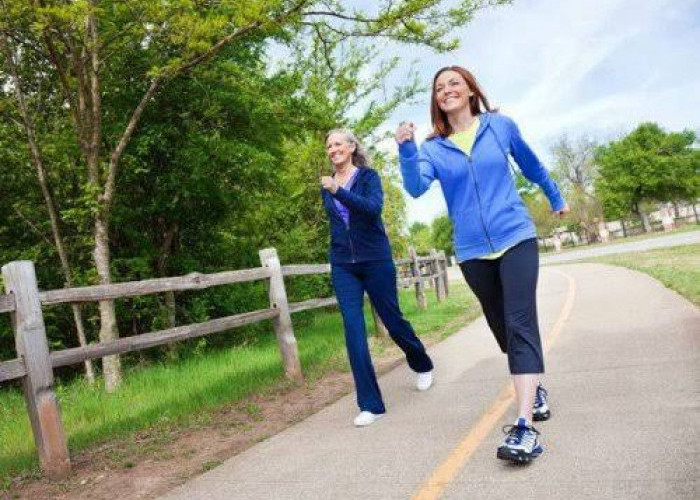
[0,278,477,484]
[582,244,700,305]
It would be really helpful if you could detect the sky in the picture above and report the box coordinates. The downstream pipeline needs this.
[371,0,700,224]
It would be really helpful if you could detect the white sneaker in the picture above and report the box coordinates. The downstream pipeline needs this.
[416,370,433,391]
[353,411,383,427]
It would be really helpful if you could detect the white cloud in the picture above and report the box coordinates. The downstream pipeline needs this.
[375,0,700,224]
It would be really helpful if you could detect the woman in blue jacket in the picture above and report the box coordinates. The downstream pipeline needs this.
[395,66,569,462]
[321,128,434,427]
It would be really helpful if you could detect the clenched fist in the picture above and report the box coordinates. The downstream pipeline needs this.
[395,121,416,144]
[553,204,571,217]
[320,176,338,194]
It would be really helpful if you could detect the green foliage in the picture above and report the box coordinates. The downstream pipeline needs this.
[1,0,507,368]
[430,215,454,256]
[407,216,454,257]
[408,221,431,254]
[374,151,410,256]
[550,135,603,239]
[595,123,698,220]
[522,192,559,238]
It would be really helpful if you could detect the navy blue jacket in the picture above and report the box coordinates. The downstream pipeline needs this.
[321,167,393,265]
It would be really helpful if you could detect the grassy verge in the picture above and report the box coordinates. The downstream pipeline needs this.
[581,244,700,306]
[0,278,477,485]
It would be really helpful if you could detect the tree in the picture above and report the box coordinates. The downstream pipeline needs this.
[0,37,96,382]
[1,0,509,390]
[430,215,453,257]
[595,123,697,233]
[408,222,431,254]
[522,192,559,239]
[551,135,603,242]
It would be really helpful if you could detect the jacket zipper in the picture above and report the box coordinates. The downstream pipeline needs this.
[467,155,495,252]
[346,221,356,263]
[345,177,357,263]
[330,173,358,263]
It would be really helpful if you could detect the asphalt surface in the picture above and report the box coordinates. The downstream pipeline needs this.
[160,263,699,500]
[538,230,699,265]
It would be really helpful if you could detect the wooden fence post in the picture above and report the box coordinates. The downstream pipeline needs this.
[408,247,427,310]
[2,261,70,480]
[259,248,303,382]
[439,250,449,297]
[430,249,446,302]
[368,296,389,338]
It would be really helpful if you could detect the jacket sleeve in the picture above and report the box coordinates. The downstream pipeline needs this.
[507,117,567,211]
[398,140,437,198]
[332,169,383,218]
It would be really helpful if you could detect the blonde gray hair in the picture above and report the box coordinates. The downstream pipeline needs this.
[325,128,371,167]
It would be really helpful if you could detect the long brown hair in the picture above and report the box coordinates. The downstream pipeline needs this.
[429,66,495,138]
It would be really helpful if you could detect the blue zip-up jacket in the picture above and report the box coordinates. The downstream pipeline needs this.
[399,112,565,262]
[321,166,393,265]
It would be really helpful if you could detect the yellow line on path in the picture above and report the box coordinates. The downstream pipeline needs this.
[412,269,576,500]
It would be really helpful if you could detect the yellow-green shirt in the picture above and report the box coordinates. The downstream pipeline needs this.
[449,117,480,157]
[449,117,513,260]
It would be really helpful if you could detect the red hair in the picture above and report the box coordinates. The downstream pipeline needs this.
[429,66,495,138]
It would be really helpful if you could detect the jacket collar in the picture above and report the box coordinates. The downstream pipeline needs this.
[323,166,368,209]
[340,165,369,188]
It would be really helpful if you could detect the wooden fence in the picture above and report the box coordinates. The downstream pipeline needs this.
[0,247,449,480]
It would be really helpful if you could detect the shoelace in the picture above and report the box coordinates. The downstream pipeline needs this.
[502,424,540,445]
[535,385,548,407]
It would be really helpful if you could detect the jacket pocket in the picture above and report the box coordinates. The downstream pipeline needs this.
[451,210,484,248]
[488,203,531,240]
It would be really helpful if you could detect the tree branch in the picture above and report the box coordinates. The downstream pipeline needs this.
[311,24,335,75]
[0,31,76,286]
[303,10,381,23]
[102,0,312,209]
[12,206,55,248]
[102,76,160,209]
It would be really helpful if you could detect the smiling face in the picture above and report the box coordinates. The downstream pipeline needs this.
[434,70,474,115]
[326,132,356,168]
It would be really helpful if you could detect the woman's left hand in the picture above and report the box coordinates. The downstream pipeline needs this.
[553,203,570,217]
[321,176,338,194]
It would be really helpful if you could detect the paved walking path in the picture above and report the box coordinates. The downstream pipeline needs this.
[539,230,699,265]
[161,263,699,500]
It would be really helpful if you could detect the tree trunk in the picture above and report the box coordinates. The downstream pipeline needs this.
[84,5,121,392]
[0,33,95,383]
[621,219,627,238]
[94,214,121,392]
[71,306,95,383]
[155,222,179,360]
[639,209,652,233]
[693,203,699,224]
[165,291,177,328]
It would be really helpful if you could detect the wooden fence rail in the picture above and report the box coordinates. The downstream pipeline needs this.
[38,268,271,307]
[0,247,449,480]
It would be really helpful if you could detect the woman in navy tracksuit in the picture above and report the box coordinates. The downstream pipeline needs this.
[321,128,434,427]
[396,66,569,462]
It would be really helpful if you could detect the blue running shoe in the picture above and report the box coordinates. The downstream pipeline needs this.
[533,383,551,422]
[497,417,543,464]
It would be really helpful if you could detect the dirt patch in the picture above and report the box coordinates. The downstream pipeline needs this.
[2,344,410,500]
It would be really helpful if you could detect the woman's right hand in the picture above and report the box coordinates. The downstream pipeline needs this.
[395,121,416,144]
